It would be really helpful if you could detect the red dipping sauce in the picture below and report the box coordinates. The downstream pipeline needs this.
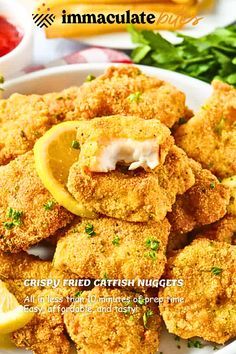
[0,15,23,57]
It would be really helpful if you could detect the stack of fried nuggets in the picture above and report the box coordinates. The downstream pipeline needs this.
[0,66,235,353]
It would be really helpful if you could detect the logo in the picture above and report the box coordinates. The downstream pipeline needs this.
[32,3,55,28]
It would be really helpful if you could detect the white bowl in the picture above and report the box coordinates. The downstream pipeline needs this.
[0,0,33,79]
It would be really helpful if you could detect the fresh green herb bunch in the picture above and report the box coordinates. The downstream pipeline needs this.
[129,25,236,86]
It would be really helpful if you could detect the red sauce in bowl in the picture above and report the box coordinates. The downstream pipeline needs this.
[0,16,23,57]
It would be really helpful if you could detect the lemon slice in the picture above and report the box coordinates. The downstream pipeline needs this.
[0,280,34,334]
[34,121,96,218]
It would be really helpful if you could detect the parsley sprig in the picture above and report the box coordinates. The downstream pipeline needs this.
[211,267,223,275]
[85,223,96,237]
[143,309,154,329]
[3,208,23,229]
[129,25,236,87]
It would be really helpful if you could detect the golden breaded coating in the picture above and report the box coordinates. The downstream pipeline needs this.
[0,87,78,165]
[68,145,195,222]
[64,287,161,354]
[195,214,236,245]
[66,65,189,128]
[175,80,236,179]
[0,151,74,252]
[159,239,236,344]
[53,217,170,282]
[168,159,230,234]
[0,251,73,354]
[222,175,236,216]
[75,115,173,172]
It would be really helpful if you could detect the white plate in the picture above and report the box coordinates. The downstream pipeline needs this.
[2,63,236,354]
[76,0,236,48]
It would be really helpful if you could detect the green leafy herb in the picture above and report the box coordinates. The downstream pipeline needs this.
[71,140,80,149]
[128,91,142,102]
[175,336,180,341]
[137,297,145,306]
[143,309,154,329]
[85,223,96,237]
[210,182,215,189]
[129,25,236,87]
[145,238,160,260]
[112,235,120,246]
[145,238,160,251]
[85,74,96,82]
[178,117,187,125]
[103,272,109,280]
[3,222,15,230]
[213,346,219,351]
[214,117,225,135]
[211,267,223,275]
[4,208,23,228]
[187,339,203,348]
[75,291,83,297]
[44,200,55,211]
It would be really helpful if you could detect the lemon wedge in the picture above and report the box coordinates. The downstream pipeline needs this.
[0,280,34,334]
[34,121,96,218]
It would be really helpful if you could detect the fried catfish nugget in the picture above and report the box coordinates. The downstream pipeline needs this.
[53,217,170,283]
[0,251,74,354]
[159,239,236,344]
[66,65,189,128]
[67,116,195,222]
[175,80,236,179]
[64,287,161,354]
[195,215,236,245]
[0,151,74,252]
[168,159,230,234]
[0,87,78,165]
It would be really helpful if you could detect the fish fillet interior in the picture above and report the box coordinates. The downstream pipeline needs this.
[88,138,159,172]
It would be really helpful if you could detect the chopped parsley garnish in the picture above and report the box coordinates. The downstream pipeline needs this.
[145,238,160,251]
[123,302,133,315]
[211,267,223,275]
[145,238,160,260]
[44,200,55,211]
[128,91,142,102]
[71,140,80,149]
[74,291,83,297]
[213,346,219,351]
[112,235,120,246]
[103,272,109,280]
[187,339,203,348]
[214,117,225,135]
[137,297,145,306]
[85,223,96,237]
[3,208,23,229]
[147,250,157,259]
[178,117,187,125]
[210,182,215,189]
[3,222,15,230]
[175,336,180,341]
[143,309,153,329]
[85,74,96,82]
